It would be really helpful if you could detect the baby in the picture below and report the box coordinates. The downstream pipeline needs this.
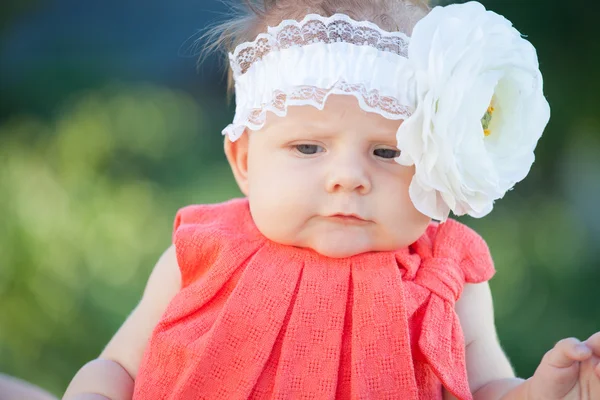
[63,1,600,399]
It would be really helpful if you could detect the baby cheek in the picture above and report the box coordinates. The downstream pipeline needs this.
[376,167,430,244]
[247,160,318,244]
[375,167,413,207]
[250,156,315,203]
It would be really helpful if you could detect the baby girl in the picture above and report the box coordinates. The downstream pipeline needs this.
[63,1,600,399]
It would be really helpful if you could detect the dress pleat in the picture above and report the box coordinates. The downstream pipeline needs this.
[350,255,418,400]
[271,258,350,399]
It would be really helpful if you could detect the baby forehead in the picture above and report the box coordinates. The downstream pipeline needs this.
[265,95,403,135]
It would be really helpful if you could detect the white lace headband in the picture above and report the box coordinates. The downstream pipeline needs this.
[222,1,551,222]
[223,13,415,141]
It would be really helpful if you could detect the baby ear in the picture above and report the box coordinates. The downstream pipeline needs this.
[224,132,249,196]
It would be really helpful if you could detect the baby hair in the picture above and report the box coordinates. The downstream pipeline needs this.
[201,0,431,93]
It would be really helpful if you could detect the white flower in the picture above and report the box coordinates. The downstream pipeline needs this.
[396,1,551,221]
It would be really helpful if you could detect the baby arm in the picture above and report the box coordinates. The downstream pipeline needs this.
[446,282,524,400]
[62,245,181,400]
[449,282,600,400]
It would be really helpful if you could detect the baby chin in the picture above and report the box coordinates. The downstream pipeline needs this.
[309,226,380,258]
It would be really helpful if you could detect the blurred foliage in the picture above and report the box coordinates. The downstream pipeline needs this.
[1,0,599,397]
[0,84,240,394]
[0,0,39,33]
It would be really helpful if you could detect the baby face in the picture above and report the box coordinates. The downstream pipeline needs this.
[228,95,431,258]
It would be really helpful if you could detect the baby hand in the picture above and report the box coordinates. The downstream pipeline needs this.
[527,332,600,400]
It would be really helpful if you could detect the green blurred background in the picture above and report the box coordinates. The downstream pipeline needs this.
[1,0,599,396]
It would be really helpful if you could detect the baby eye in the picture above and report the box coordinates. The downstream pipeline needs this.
[373,148,401,159]
[294,144,325,155]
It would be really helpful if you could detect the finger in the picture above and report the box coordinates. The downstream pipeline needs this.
[585,332,600,355]
[587,359,600,400]
[543,338,592,368]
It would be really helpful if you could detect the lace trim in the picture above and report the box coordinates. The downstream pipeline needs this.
[224,81,413,141]
[230,13,410,76]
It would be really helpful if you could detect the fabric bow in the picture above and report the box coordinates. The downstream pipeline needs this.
[397,220,495,400]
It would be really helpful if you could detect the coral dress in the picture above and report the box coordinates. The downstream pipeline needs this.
[133,198,495,400]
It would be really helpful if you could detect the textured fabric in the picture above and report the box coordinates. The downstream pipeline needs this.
[134,198,495,400]
[222,13,414,142]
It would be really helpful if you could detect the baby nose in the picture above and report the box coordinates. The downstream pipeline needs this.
[325,158,372,194]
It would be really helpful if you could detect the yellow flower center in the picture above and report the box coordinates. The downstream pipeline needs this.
[481,102,495,137]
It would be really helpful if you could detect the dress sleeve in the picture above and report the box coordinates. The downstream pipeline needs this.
[453,221,496,284]
[172,204,217,288]
[425,219,496,284]
[171,198,260,289]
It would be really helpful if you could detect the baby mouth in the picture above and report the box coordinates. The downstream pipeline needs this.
[326,213,370,225]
